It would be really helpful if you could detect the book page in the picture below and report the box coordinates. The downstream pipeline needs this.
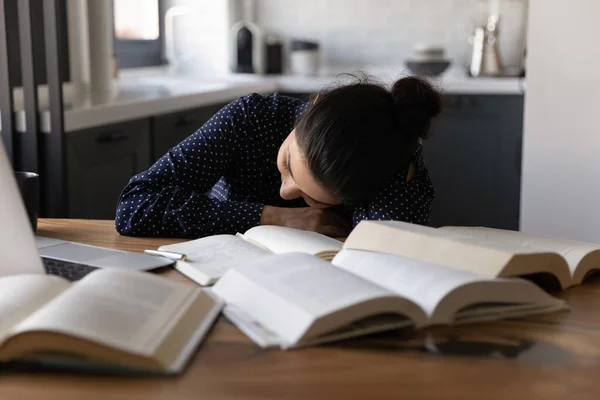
[225,253,394,316]
[161,235,270,265]
[243,226,343,256]
[352,220,545,254]
[10,270,198,356]
[344,220,558,278]
[212,253,418,344]
[0,275,70,339]
[332,249,565,325]
[332,249,492,317]
[223,304,413,350]
[441,226,600,274]
[221,304,284,348]
[161,235,270,283]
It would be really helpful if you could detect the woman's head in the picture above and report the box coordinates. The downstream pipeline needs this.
[277,75,442,207]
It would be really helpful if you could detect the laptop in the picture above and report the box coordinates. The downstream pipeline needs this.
[0,142,174,281]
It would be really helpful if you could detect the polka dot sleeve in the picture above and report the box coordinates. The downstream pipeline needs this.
[351,145,435,226]
[115,97,264,238]
[115,92,435,239]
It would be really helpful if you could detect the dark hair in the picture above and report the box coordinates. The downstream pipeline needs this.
[294,74,442,204]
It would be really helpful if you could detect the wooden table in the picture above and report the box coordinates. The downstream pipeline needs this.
[4,219,600,399]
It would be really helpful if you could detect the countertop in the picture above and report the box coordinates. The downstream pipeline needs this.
[6,66,526,134]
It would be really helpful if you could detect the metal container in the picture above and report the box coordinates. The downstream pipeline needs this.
[265,36,283,74]
[468,14,504,77]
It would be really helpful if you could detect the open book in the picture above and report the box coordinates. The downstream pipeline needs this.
[157,226,343,285]
[440,226,600,287]
[211,251,567,349]
[0,269,222,374]
[344,220,600,290]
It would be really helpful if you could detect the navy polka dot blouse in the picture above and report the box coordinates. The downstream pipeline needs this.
[115,93,434,238]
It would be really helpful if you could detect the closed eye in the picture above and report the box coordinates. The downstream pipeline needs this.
[285,151,293,180]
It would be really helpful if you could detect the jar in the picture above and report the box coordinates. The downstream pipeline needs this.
[289,40,320,76]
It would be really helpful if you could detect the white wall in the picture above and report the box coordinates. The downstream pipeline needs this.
[163,0,528,76]
[256,0,528,73]
[520,0,600,241]
[162,0,230,75]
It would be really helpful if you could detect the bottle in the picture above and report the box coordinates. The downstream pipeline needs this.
[265,36,283,75]
[467,14,504,77]
[230,0,264,74]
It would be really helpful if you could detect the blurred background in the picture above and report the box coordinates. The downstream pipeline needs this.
[10,0,590,240]
[111,0,528,77]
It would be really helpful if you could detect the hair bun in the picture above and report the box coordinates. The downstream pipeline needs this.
[391,76,442,139]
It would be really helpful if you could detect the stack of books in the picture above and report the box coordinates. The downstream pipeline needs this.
[155,220,599,349]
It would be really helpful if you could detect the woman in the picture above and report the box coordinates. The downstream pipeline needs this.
[115,75,441,238]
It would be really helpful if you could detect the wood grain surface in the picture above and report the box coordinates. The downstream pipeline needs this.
[3,219,600,399]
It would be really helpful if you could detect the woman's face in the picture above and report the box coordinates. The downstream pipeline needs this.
[277,130,340,209]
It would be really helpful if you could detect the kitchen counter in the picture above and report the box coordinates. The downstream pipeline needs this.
[267,73,525,95]
[7,67,525,134]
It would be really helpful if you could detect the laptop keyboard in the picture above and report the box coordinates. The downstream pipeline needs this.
[42,258,99,282]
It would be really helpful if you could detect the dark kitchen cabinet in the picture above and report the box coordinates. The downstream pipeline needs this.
[66,119,151,219]
[424,95,524,230]
[151,104,228,161]
[283,91,525,229]
[62,103,228,220]
[57,93,524,226]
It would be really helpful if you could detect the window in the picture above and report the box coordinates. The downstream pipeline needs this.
[113,0,165,68]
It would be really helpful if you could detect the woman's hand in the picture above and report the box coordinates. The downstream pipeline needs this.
[260,205,351,237]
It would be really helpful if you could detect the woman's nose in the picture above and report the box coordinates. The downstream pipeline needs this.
[280,179,302,200]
